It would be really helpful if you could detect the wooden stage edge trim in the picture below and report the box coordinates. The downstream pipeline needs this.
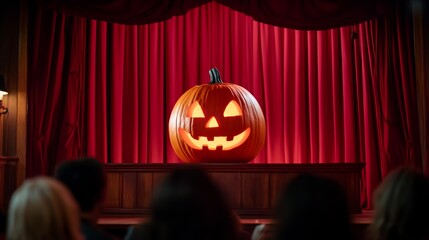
[103,163,364,216]
[99,210,374,226]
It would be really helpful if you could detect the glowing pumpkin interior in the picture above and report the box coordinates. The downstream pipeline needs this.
[179,100,251,151]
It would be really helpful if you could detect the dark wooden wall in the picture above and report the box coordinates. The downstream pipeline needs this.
[103,163,364,217]
[0,0,20,157]
[0,156,18,212]
[0,0,27,186]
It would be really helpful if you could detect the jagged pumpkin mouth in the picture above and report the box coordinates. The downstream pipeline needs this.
[178,128,251,150]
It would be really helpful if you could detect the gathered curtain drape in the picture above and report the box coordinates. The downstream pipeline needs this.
[37,0,389,30]
[27,1,422,208]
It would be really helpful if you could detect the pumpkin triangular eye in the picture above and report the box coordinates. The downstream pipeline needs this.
[187,101,205,118]
[223,100,242,117]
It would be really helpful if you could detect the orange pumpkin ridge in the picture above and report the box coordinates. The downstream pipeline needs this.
[169,68,266,163]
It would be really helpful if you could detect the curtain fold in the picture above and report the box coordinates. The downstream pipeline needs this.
[373,1,421,175]
[27,1,421,208]
[353,20,383,208]
[27,5,86,175]
[37,0,212,26]
[37,0,390,30]
[219,0,389,30]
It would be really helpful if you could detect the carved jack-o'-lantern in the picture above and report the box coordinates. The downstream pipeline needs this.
[169,68,266,163]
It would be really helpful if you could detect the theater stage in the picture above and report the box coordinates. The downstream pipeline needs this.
[103,163,365,217]
[99,211,374,239]
[101,163,368,238]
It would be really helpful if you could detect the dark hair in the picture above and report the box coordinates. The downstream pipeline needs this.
[144,167,239,240]
[274,174,353,240]
[0,210,6,234]
[54,157,106,212]
[368,167,429,240]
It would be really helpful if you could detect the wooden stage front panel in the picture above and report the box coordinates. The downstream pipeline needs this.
[103,163,364,217]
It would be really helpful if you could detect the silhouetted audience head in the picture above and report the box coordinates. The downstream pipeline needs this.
[55,157,116,240]
[368,167,429,240]
[6,177,82,240]
[274,174,353,240]
[55,157,106,214]
[131,167,240,240]
[0,209,6,239]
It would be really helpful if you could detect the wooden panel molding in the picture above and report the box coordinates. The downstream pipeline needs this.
[103,163,364,218]
[0,156,18,211]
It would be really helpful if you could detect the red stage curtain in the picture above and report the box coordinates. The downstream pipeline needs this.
[27,8,87,175]
[353,1,422,205]
[372,2,422,176]
[37,0,211,26]
[38,0,389,30]
[27,2,421,208]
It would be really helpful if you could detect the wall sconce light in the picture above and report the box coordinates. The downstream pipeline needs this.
[0,75,8,115]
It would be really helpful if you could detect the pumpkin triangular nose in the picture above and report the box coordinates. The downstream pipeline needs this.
[206,116,219,128]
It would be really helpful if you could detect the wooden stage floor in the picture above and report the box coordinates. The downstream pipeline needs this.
[99,211,373,240]
[99,210,374,226]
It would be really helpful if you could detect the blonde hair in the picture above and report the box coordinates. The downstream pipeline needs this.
[7,177,83,240]
[369,167,429,240]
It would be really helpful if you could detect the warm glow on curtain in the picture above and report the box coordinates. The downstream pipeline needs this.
[83,3,365,165]
[27,2,421,208]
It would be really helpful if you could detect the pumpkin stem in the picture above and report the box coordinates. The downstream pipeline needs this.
[209,68,223,84]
